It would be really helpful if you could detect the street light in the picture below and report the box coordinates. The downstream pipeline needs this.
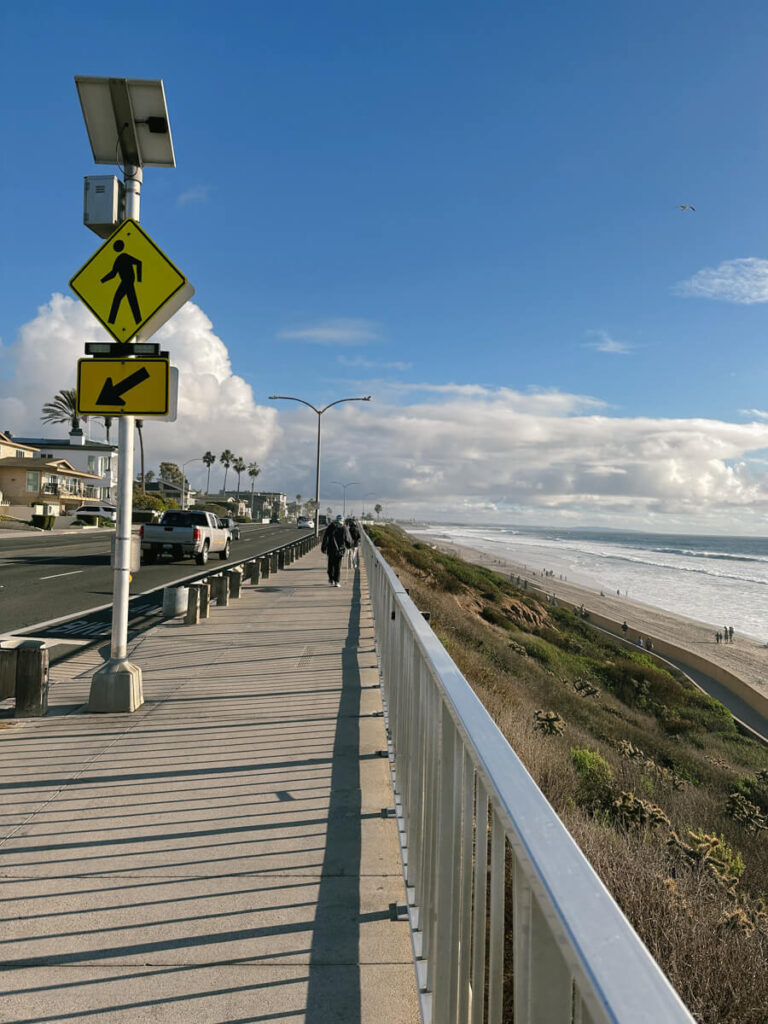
[330,481,359,519]
[268,394,372,538]
[181,458,204,510]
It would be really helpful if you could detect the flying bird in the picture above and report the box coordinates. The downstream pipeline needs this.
[679,205,695,211]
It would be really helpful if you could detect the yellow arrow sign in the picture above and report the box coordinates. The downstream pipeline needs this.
[77,357,170,416]
[70,219,192,344]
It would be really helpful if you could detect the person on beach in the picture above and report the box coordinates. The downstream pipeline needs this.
[715,632,721,644]
[621,621,628,637]
[321,514,352,587]
[724,627,730,643]
[729,626,734,642]
[345,516,361,569]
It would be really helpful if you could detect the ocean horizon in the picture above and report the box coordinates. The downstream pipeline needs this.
[408,523,768,643]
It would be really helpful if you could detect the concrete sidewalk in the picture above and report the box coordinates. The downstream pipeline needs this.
[0,549,420,1023]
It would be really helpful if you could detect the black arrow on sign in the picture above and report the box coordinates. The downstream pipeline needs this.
[96,366,151,406]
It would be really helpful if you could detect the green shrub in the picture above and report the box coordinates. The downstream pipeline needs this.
[571,747,614,810]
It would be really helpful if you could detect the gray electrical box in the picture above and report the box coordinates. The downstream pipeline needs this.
[83,176,124,238]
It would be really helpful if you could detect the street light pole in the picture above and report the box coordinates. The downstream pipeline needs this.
[330,481,359,519]
[268,395,371,538]
[181,458,204,510]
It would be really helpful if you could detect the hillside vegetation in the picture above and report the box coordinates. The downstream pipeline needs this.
[368,526,768,1024]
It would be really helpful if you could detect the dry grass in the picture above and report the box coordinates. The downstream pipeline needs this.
[370,526,768,1024]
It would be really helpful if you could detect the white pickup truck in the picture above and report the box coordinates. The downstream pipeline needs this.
[139,510,231,565]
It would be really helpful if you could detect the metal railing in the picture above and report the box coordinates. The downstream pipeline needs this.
[361,531,695,1024]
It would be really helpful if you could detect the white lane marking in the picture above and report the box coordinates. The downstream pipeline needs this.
[39,570,84,581]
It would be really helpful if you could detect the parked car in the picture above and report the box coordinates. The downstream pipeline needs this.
[297,516,314,529]
[139,510,231,565]
[269,514,281,524]
[72,503,117,522]
[221,517,240,540]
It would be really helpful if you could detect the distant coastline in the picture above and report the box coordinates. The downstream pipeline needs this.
[407,528,768,738]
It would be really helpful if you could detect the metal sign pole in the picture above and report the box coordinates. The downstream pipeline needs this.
[89,165,144,712]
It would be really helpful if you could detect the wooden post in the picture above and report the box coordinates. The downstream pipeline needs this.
[15,645,49,718]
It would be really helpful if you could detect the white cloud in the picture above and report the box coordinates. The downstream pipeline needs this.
[264,388,768,530]
[584,330,632,354]
[277,318,380,344]
[338,355,412,371]
[4,300,768,531]
[740,409,768,421]
[177,185,212,207]
[0,294,278,492]
[675,257,768,304]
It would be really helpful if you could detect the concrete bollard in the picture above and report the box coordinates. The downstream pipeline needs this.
[278,549,285,570]
[15,643,49,718]
[226,566,243,599]
[261,557,270,580]
[185,586,200,625]
[212,574,229,607]
[242,560,253,582]
[270,551,279,574]
[197,581,211,619]
[162,586,189,618]
[250,560,260,584]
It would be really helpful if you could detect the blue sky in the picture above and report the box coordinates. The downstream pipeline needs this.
[3,1,768,530]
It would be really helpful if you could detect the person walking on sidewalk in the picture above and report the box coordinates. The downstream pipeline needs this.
[322,514,352,587]
[345,516,361,569]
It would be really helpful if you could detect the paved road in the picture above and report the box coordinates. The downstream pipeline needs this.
[0,524,307,636]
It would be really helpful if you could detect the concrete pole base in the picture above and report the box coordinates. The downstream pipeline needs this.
[88,659,144,713]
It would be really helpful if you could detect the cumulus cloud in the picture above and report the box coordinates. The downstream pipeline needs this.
[277,318,380,344]
[4,298,768,530]
[0,294,278,490]
[584,330,633,354]
[740,409,768,421]
[263,388,768,530]
[674,257,768,304]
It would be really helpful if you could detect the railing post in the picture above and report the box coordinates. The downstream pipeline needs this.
[261,557,270,579]
[15,644,49,718]
[198,580,210,619]
[213,574,229,607]
[278,548,285,570]
[226,566,243,599]
[184,585,200,625]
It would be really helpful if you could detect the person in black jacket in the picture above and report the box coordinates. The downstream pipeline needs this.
[345,517,361,569]
[321,515,352,587]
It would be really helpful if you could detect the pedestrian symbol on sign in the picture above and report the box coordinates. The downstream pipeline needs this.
[69,219,193,345]
[100,241,143,325]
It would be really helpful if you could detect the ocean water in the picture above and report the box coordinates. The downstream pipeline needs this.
[410,525,768,642]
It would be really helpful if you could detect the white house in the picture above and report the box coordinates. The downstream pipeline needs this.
[8,427,118,503]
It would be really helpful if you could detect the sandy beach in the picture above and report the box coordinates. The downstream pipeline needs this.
[412,532,768,713]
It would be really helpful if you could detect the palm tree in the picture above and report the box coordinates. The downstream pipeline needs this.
[248,462,261,517]
[220,449,234,493]
[295,493,303,515]
[103,416,113,444]
[41,389,82,431]
[232,456,246,499]
[202,451,216,495]
[375,503,383,520]
[135,420,145,492]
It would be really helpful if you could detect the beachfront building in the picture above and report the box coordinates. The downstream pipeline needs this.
[0,455,102,514]
[7,427,117,504]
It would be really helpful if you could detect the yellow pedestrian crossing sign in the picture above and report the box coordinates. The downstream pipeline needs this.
[77,357,170,416]
[70,219,194,344]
